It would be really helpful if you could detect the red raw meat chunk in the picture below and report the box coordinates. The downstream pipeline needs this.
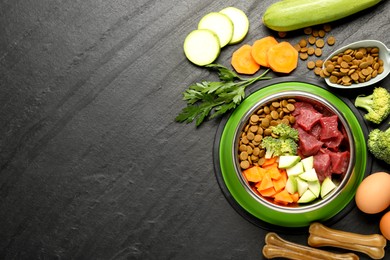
[310,123,322,139]
[319,115,341,140]
[313,152,332,182]
[328,150,350,174]
[293,102,323,131]
[323,133,344,151]
[292,102,314,116]
[297,127,324,156]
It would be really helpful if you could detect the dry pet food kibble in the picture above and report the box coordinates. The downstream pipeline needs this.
[321,47,384,86]
[296,24,336,74]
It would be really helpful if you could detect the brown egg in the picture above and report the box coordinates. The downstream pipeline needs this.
[380,211,390,240]
[355,172,390,214]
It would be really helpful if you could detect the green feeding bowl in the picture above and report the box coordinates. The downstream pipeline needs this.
[213,78,370,229]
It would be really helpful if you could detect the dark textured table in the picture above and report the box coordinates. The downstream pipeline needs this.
[1,1,389,259]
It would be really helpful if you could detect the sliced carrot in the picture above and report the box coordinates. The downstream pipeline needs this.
[267,41,298,74]
[251,36,279,67]
[266,164,281,180]
[272,171,287,192]
[274,189,294,204]
[280,169,288,182]
[291,192,300,203]
[258,186,277,197]
[262,157,278,167]
[231,44,260,75]
[257,172,273,191]
[243,166,265,182]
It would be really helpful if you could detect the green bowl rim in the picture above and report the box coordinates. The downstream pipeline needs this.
[213,77,371,230]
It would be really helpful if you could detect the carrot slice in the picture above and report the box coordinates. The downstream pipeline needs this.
[267,41,298,73]
[251,36,279,67]
[274,189,294,204]
[258,186,277,197]
[257,172,273,191]
[266,164,281,180]
[272,171,287,192]
[231,44,260,75]
[262,157,277,167]
[291,192,300,203]
[243,166,265,182]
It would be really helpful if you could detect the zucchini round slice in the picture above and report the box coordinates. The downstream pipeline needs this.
[183,29,220,66]
[198,12,234,48]
[220,7,249,44]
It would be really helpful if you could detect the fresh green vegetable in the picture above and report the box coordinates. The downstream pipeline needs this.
[286,161,304,177]
[219,7,249,44]
[198,12,234,48]
[367,126,390,164]
[298,189,317,203]
[278,155,300,169]
[175,64,271,126]
[261,123,299,158]
[354,87,390,124]
[320,177,337,199]
[261,137,298,159]
[183,29,220,66]
[301,156,314,172]
[271,123,299,141]
[262,0,382,32]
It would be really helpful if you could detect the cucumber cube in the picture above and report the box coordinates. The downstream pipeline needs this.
[296,177,309,197]
[285,176,297,194]
[278,155,301,169]
[299,168,319,182]
[301,156,314,171]
[308,180,321,198]
[320,177,337,199]
[298,189,317,203]
[286,161,304,176]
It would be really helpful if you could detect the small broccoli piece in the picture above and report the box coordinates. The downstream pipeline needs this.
[261,136,298,159]
[368,126,390,164]
[280,138,298,155]
[261,123,299,159]
[271,123,299,141]
[354,87,390,124]
[261,136,281,159]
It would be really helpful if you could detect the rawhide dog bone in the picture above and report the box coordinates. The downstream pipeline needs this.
[308,222,386,260]
[263,232,359,260]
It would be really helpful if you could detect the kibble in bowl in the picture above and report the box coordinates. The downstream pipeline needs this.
[322,40,390,88]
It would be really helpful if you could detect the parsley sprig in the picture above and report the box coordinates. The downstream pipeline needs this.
[176,64,271,126]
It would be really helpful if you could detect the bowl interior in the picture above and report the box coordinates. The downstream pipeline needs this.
[233,91,354,212]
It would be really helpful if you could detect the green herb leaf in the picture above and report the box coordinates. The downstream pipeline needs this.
[176,64,271,126]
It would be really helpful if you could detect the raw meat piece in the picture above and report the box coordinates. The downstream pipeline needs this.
[319,115,341,141]
[313,152,332,181]
[297,127,324,156]
[294,102,323,131]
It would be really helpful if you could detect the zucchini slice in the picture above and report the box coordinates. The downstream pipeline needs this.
[198,12,234,48]
[183,29,220,66]
[220,7,249,44]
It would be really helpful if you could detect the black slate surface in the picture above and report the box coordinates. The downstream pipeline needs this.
[1,1,389,259]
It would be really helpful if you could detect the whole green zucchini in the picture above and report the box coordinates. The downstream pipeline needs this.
[262,0,382,32]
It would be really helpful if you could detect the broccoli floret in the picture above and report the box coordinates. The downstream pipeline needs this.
[261,136,280,159]
[354,87,390,124]
[271,123,299,141]
[261,136,298,159]
[261,123,299,158]
[368,126,390,164]
[280,138,298,155]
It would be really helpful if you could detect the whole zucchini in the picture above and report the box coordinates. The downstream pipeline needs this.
[262,0,382,32]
